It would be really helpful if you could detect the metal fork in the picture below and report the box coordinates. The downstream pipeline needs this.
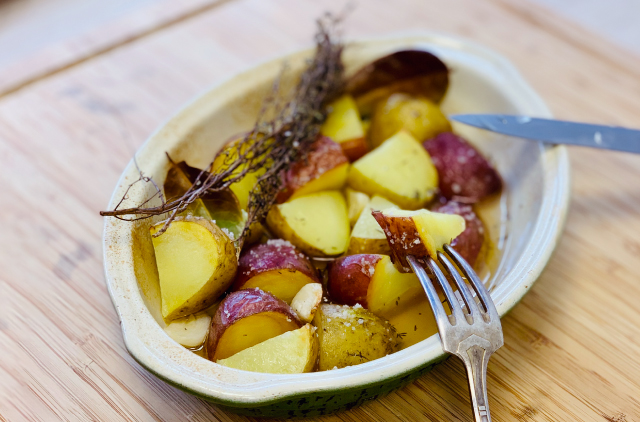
[407,245,503,422]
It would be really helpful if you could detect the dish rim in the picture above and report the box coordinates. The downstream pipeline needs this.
[102,31,570,406]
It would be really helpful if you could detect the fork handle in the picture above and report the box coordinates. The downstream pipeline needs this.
[459,344,492,422]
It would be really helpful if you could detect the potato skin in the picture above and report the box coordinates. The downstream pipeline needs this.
[432,201,485,266]
[233,241,319,290]
[207,289,301,361]
[423,132,502,203]
[276,136,349,203]
[313,304,397,371]
[327,255,384,307]
[372,211,428,272]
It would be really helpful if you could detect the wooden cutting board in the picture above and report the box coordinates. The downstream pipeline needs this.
[0,0,639,420]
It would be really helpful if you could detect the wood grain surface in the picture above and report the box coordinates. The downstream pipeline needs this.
[1,0,640,420]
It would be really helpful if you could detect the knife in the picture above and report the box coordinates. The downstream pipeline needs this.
[449,114,640,154]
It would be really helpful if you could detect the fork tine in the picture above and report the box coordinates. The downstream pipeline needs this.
[406,255,451,330]
[424,257,467,325]
[444,244,500,320]
[437,251,481,320]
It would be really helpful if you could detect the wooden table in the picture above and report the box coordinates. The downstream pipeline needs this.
[1,0,639,420]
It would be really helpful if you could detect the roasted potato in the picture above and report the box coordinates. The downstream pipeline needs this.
[150,216,237,320]
[207,289,302,361]
[276,136,349,203]
[313,304,398,370]
[372,208,465,271]
[266,191,350,257]
[423,132,502,203]
[432,201,485,266]
[233,240,320,304]
[347,131,438,209]
[369,94,451,148]
[217,324,318,374]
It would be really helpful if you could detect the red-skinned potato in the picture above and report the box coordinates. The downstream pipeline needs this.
[207,289,302,362]
[328,254,427,320]
[373,208,465,272]
[327,254,383,307]
[345,50,449,116]
[432,201,485,266]
[276,136,349,203]
[423,132,502,203]
[232,240,320,304]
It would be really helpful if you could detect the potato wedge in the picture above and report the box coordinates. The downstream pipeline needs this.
[276,136,349,203]
[373,208,465,271]
[313,304,397,371]
[347,131,438,209]
[423,132,502,202]
[233,240,320,304]
[150,216,237,320]
[328,254,424,318]
[348,195,398,255]
[321,95,369,161]
[217,324,318,374]
[207,289,302,361]
[369,94,451,148]
[267,191,350,257]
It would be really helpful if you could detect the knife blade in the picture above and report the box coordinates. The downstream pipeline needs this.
[449,114,640,154]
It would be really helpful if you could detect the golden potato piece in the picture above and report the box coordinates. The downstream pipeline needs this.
[150,216,237,320]
[369,93,451,148]
[372,208,465,271]
[313,304,397,371]
[266,191,350,257]
[348,131,438,209]
[217,324,318,374]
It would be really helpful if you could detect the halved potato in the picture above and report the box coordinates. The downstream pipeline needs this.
[327,254,424,318]
[277,136,349,203]
[207,289,302,361]
[266,191,350,257]
[348,195,398,255]
[232,240,320,304]
[369,94,451,147]
[163,312,212,348]
[313,304,397,371]
[150,216,237,320]
[373,208,465,271]
[345,188,370,226]
[321,95,368,161]
[217,324,318,374]
[347,131,438,209]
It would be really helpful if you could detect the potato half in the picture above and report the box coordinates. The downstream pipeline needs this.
[347,131,438,209]
[150,216,237,321]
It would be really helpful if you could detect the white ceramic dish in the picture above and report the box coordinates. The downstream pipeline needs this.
[103,32,570,417]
